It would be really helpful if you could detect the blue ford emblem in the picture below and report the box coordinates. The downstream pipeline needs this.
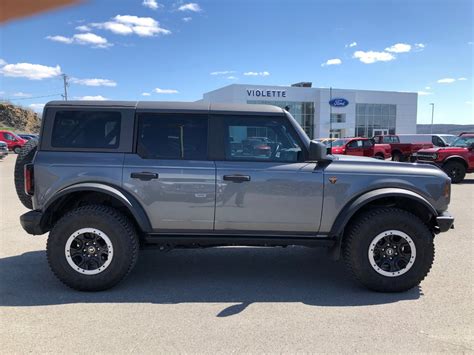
[329,98,349,107]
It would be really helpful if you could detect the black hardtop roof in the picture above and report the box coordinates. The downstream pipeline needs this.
[45,101,284,115]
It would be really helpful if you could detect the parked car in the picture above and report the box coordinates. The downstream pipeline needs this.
[415,132,474,183]
[0,130,27,154]
[372,134,433,162]
[17,101,454,293]
[0,140,8,159]
[330,138,392,159]
[397,134,457,147]
[18,133,39,141]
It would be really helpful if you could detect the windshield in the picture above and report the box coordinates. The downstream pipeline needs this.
[451,136,474,147]
[441,135,457,145]
[331,139,348,147]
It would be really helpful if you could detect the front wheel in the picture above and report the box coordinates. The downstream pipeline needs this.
[343,208,434,292]
[47,205,139,291]
[442,161,466,183]
[13,146,22,154]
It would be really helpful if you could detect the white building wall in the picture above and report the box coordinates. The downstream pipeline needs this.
[201,84,418,138]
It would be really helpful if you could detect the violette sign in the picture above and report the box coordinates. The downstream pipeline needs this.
[247,89,287,98]
[329,98,349,107]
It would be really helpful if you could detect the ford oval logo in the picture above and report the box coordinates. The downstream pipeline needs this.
[329,98,349,107]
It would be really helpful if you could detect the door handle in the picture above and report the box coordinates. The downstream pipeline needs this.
[223,174,251,183]
[130,172,159,181]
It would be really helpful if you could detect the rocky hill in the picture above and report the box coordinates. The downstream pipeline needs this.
[0,102,41,133]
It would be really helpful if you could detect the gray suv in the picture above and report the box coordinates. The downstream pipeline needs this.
[17,101,454,292]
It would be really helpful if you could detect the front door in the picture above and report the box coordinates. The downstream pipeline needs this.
[345,139,365,156]
[122,112,215,232]
[214,115,324,234]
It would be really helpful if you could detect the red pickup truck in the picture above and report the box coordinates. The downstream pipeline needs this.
[372,135,433,162]
[330,138,391,159]
[0,130,27,154]
[415,132,474,183]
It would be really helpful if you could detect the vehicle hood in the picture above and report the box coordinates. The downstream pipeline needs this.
[329,154,446,177]
[417,146,467,153]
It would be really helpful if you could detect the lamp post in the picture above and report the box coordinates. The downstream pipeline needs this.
[429,103,435,134]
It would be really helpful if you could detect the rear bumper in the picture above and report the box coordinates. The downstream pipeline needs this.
[20,210,47,235]
[436,211,454,233]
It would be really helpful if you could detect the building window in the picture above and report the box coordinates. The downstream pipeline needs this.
[355,104,396,137]
[330,113,346,123]
[247,100,315,139]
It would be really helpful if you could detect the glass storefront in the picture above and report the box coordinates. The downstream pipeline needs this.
[247,100,315,138]
[355,103,396,137]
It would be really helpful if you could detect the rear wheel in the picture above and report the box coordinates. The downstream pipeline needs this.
[374,153,384,160]
[47,205,139,291]
[392,152,403,162]
[442,160,466,183]
[343,208,434,292]
[14,139,38,209]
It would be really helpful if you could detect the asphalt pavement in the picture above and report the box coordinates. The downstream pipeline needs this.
[0,153,473,353]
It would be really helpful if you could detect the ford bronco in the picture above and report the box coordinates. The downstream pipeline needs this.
[17,101,454,292]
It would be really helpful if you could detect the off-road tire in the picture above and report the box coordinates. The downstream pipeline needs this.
[14,139,38,209]
[47,205,139,291]
[392,151,404,162]
[343,208,434,292]
[442,160,466,183]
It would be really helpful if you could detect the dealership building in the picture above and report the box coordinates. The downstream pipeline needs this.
[200,83,417,139]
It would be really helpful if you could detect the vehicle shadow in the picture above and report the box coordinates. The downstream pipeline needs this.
[459,178,474,185]
[0,247,421,316]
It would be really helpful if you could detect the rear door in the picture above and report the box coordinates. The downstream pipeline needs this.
[213,114,323,234]
[122,112,215,232]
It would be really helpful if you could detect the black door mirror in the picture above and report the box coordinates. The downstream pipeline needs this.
[308,140,329,161]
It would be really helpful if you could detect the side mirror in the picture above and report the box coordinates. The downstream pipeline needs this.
[308,141,329,161]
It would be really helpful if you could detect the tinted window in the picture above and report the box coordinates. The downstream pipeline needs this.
[137,113,208,160]
[51,111,121,149]
[363,140,373,147]
[223,116,302,162]
[347,140,363,148]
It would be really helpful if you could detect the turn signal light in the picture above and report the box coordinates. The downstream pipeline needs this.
[24,164,34,196]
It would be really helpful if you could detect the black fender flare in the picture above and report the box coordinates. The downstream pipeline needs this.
[327,188,437,260]
[443,156,468,168]
[330,188,437,238]
[42,182,152,232]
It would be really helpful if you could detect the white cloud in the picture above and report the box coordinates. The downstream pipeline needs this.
[414,43,425,51]
[243,71,270,76]
[0,62,61,80]
[76,25,91,31]
[227,76,238,80]
[345,41,357,48]
[47,33,112,48]
[321,58,342,67]
[353,50,395,64]
[46,35,74,44]
[437,78,456,84]
[13,92,32,97]
[458,77,467,81]
[76,95,108,100]
[385,43,412,53]
[142,0,161,10]
[466,101,472,105]
[29,103,45,112]
[0,58,6,66]
[154,88,179,94]
[178,3,202,12]
[73,33,112,48]
[182,17,192,22]
[210,70,235,75]
[71,78,117,87]
[92,15,171,37]
[142,92,151,96]
[425,86,431,90]
[418,91,432,96]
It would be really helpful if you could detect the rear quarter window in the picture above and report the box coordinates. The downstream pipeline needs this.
[51,111,121,149]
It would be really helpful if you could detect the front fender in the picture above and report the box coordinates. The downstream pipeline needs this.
[329,188,438,238]
[42,182,152,232]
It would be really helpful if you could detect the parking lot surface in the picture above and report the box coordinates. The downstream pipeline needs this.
[1,154,473,353]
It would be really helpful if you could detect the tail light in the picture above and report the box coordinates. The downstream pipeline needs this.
[24,164,34,195]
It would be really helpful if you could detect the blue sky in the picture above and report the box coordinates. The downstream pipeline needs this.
[0,0,472,124]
